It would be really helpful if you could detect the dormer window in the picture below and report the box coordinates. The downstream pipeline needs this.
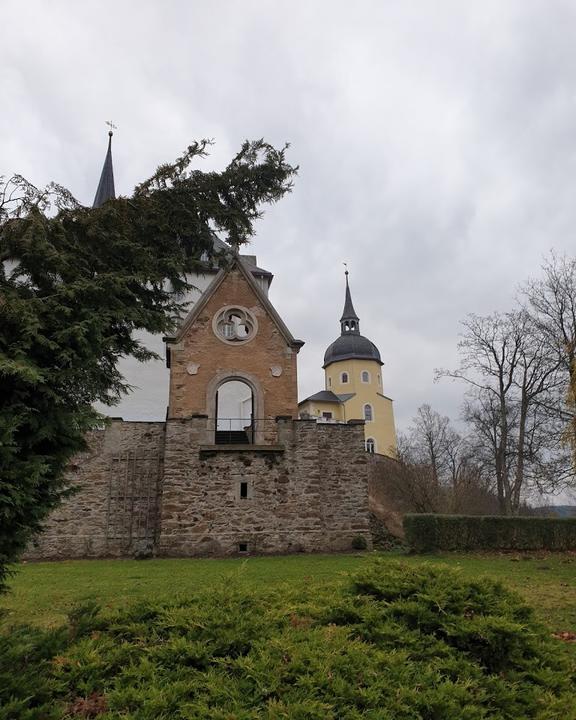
[341,372,349,384]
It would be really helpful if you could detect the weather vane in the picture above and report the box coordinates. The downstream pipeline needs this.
[105,120,117,135]
[343,261,349,276]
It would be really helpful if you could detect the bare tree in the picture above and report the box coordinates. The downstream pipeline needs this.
[377,405,498,515]
[409,404,450,486]
[523,252,576,458]
[392,431,447,513]
[438,310,567,514]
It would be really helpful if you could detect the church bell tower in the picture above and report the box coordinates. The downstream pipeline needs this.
[299,271,397,456]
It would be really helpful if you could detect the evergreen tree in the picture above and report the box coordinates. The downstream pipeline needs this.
[0,140,297,590]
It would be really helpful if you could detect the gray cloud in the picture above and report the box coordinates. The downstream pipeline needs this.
[3,0,576,436]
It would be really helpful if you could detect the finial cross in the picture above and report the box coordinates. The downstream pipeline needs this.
[105,120,117,133]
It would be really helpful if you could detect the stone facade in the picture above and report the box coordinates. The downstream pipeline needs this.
[25,256,375,560]
[25,420,165,560]
[167,266,301,423]
[25,417,372,559]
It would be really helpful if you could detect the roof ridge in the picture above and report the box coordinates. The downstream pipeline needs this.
[164,256,304,358]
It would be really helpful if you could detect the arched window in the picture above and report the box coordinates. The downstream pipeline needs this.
[377,374,381,386]
[361,370,370,383]
[341,372,349,384]
[328,376,332,387]
[366,438,375,453]
[216,379,254,443]
[364,404,373,422]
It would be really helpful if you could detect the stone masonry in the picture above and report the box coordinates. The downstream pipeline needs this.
[158,417,371,556]
[25,257,374,560]
[25,420,165,560]
[167,267,300,421]
[25,417,372,559]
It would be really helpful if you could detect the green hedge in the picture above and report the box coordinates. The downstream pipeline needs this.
[1,561,575,718]
[404,513,576,552]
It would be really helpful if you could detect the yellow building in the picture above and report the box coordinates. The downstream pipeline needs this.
[298,272,397,457]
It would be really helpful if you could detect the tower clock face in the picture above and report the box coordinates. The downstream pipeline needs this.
[213,306,258,344]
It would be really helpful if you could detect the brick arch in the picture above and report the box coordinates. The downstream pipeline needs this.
[206,370,266,442]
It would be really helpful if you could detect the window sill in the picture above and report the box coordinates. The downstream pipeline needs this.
[199,444,285,459]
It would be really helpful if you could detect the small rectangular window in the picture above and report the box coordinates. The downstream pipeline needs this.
[238,542,248,553]
[240,481,248,499]
[322,412,333,419]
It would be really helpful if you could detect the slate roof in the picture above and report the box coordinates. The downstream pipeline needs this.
[323,271,383,367]
[203,234,273,282]
[323,334,382,367]
[93,132,115,208]
[299,391,356,405]
[340,272,359,322]
[300,390,341,404]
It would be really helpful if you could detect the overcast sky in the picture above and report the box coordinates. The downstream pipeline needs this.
[2,0,576,438]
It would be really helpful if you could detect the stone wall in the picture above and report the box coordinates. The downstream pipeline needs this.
[158,418,371,556]
[24,420,165,560]
[25,418,372,560]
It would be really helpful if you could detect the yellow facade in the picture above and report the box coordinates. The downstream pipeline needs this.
[300,357,397,457]
[298,399,345,421]
[298,271,397,457]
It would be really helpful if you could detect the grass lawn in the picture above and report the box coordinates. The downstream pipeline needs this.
[3,557,574,719]
[2,551,575,638]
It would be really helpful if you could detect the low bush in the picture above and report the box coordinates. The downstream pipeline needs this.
[404,513,576,552]
[1,561,574,719]
[350,534,368,550]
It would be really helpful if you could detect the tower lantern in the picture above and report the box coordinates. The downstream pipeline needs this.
[340,270,360,335]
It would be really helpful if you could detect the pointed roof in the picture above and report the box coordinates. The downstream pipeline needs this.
[164,255,304,366]
[93,131,115,208]
[340,270,359,322]
[299,391,355,404]
[323,269,383,368]
[206,233,273,284]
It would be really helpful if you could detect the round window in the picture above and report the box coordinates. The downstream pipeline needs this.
[213,306,258,344]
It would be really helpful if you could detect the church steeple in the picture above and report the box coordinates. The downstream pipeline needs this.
[93,129,116,208]
[340,269,360,335]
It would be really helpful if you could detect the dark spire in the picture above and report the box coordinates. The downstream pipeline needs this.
[340,268,360,335]
[93,130,116,208]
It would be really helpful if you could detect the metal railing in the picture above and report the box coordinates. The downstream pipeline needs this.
[213,418,281,445]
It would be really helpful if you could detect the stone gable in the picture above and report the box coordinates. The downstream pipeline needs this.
[167,266,299,420]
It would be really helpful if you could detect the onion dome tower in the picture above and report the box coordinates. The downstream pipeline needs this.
[323,270,382,368]
[299,270,397,456]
